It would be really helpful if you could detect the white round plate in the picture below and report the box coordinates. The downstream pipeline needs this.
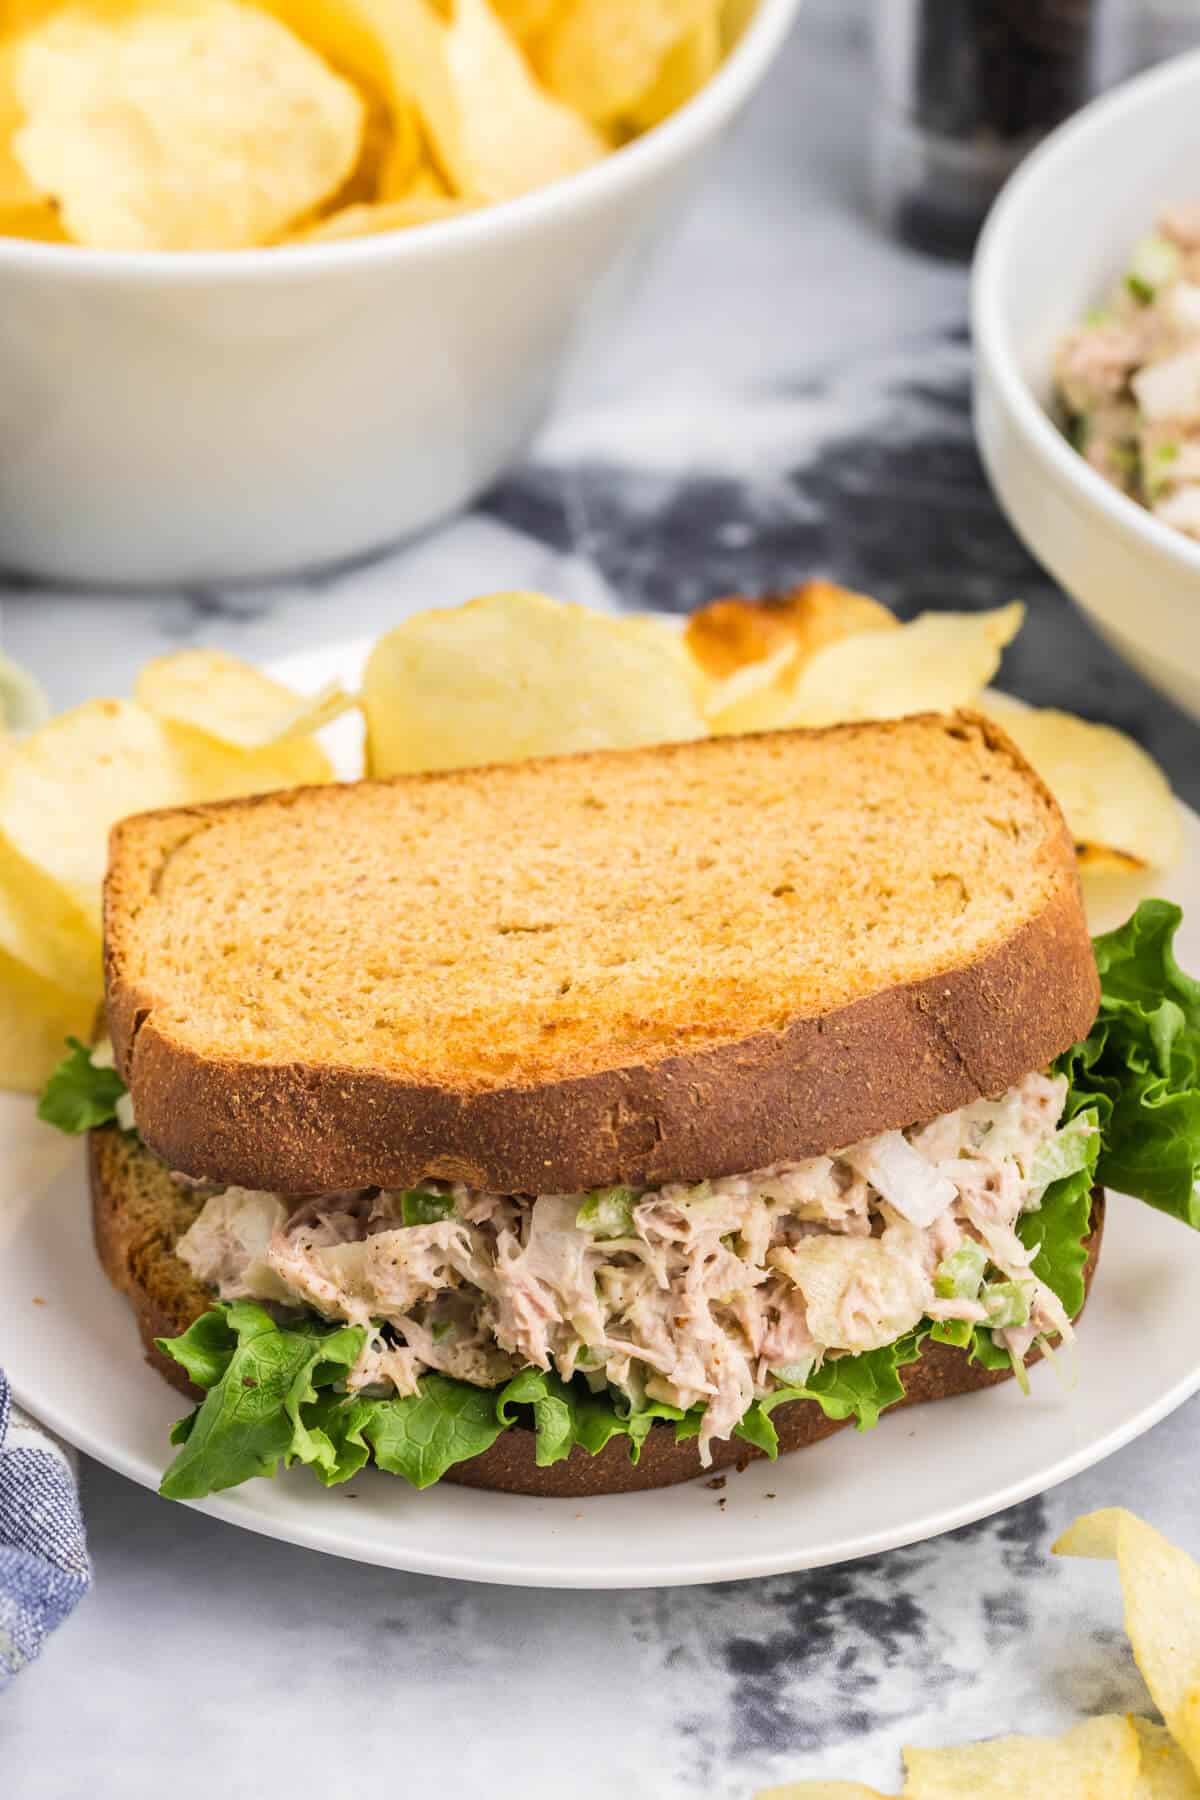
[3,635,1199,1589]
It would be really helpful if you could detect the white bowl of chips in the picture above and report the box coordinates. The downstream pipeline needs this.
[0,0,799,587]
[973,50,1200,723]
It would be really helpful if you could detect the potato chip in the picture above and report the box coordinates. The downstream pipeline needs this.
[290,191,470,241]
[362,589,706,775]
[0,833,100,998]
[1132,1718,1200,1799]
[720,0,755,50]
[0,648,50,732]
[0,685,338,944]
[249,0,463,195]
[489,0,559,43]
[13,1,365,249]
[982,692,1181,872]
[442,0,607,202]
[1053,1507,1131,1559]
[618,609,711,698]
[902,1714,1140,1799]
[0,946,94,1094]
[704,641,800,736]
[0,700,193,929]
[538,0,715,127]
[134,650,354,751]
[163,718,335,798]
[779,604,1025,730]
[628,6,720,129]
[1057,1511,1200,1782]
[0,198,67,241]
[686,582,899,681]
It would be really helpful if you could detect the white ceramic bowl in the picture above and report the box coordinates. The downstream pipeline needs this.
[0,0,799,588]
[973,49,1200,721]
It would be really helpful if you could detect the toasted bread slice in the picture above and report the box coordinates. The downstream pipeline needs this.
[104,712,1098,1195]
[89,1125,1106,1497]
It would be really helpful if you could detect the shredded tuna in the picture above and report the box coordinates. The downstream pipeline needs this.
[176,1071,1079,1464]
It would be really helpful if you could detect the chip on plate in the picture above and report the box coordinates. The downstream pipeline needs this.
[0,831,100,998]
[902,1714,1140,1799]
[701,640,798,737]
[441,0,607,202]
[13,0,366,249]
[134,649,353,751]
[362,589,706,775]
[1056,1511,1200,1782]
[162,719,338,801]
[779,603,1025,730]
[686,581,897,682]
[0,700,193,929]
[0,680,339,937]
[0,945,94,1093]
[982,692,1181,872]
[692,582,900,735]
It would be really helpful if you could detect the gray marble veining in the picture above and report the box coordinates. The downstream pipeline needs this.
[3,3,1199,1793]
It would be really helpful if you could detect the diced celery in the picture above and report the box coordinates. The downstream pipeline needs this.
[576,1185,638,1239]
[400,1188,455,1226]
[933,1238,988,1300]
[1126,234,1182,303]
[983,1281,1031,1329]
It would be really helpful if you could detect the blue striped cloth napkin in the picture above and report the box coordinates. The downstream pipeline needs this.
[0,1371,91,1689]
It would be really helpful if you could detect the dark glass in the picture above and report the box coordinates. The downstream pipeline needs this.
[873,0,1135,257]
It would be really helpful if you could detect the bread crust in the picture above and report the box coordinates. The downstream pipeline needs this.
[89,1126,1105,1498]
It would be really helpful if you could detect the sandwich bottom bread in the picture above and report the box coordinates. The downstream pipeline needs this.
[89,1124,1107,1495]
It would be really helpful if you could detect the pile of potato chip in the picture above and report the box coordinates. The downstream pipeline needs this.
[0,649,353,1090]
[755,1506,1200,1798]
[0,0,740,251]
[361,585,1182,875]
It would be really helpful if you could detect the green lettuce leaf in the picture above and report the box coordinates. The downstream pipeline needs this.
[157,1304,366,1499]
[737,1328,929,1460]
[340,1379,507,1489]
[1056,899,1200,1226]
[1017,1124,1100,1318]
[37,1038,126,1133]
[495,1368,697,1465]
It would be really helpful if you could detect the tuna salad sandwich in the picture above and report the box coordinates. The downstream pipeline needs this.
[38,713,1200,1499]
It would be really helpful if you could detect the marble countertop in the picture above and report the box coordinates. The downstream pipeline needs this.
[4,2,1200,1792]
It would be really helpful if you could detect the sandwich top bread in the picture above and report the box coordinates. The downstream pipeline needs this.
[37,713,1200,1502]
[104,713,1097,1195]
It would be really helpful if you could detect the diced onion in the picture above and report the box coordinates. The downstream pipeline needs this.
[846,1131,957,1227]
[1133,347,1200,423]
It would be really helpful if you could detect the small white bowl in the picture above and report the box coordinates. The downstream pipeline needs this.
[973,49,1200,722]
[0,0,799,588]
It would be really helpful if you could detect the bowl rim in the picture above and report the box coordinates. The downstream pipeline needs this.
[0,0,801,284]
[972,44,1200,580]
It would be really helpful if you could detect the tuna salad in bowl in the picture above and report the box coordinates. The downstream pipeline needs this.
[1055,203,1200,540]
[973,49,1200,721]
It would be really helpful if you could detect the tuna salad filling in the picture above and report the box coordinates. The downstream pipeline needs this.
[174,1070,1089,1466]
[38,903,1200,1501]
[1055,201,1200,537]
